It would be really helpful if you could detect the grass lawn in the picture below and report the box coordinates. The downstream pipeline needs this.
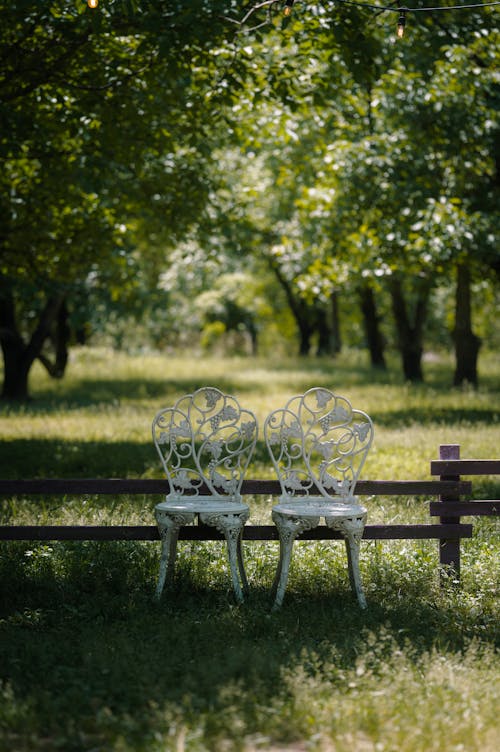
[0,348,499,751]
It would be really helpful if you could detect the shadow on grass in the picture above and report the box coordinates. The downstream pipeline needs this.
[20,376,272,411]
[370,406,500,428]
[2,357,498,414]
[0,438,157,479]
[0,439,272,479]
[2,373,498,420]
[0,539,497,750]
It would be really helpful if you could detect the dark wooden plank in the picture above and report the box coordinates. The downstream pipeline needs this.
[431,459,500,476]
[345,480,471,495]
[0,479,171,495]
[0,523,473,541]
[435,445,461,576]
[244,480,472,496]
[0,525,161,541]
[0,478,471,497]
[430,501,500,516]
[0,478,278,495]
[244,524,473,541]
[297,524,472,541]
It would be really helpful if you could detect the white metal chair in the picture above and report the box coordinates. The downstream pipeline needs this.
[152,387,258,603]
[264,387,374,609]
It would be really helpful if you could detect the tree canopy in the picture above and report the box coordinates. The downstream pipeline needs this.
[1,1,499,397]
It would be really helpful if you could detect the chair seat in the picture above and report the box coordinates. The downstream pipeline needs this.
[156,496,249,516]
[273,496,366,520]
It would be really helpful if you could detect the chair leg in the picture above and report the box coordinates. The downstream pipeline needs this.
[156,522,180,599]
[155,512,194,600]
[200,511,249,604]
[237,530,249,596]
[271,514,318,610]
[270,549,284,603]
[225,525,245,604]
[271,527,295,610]
[344,533,367,609]
[327,515,367,608]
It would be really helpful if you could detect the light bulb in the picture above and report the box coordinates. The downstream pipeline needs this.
[397,10,406,38]
[88,0,98,9]
[284,0,295,17]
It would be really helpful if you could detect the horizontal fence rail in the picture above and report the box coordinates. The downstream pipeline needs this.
[0,478,472,497]
[431,459,500,476]
[0,478,473,543]
[430,457,500,519]
[429,501,499,516]
[0,523,473,542]
[1,444,497,589]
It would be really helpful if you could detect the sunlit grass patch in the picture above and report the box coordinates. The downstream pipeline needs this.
[271,635,500,752]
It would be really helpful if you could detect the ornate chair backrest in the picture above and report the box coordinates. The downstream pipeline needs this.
[152,387,258,502]
[264,387,373,501]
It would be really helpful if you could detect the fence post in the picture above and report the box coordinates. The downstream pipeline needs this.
[438,443,462,584]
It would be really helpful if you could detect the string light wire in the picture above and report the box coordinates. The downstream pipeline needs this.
[225,1,499,28]
[224,1,499,36]
[333,0,500,12]
[331,0,499,37]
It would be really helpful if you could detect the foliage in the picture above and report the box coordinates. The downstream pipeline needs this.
[0,0,247,397]
[1,1,499,394]
[209,3,500,367]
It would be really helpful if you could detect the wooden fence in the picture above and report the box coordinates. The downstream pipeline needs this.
[0,444,498,582]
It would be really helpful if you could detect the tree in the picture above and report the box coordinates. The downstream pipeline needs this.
[287,5,499,380]
[0,0,242,399]
[369,14,500,383]
[205,7,398,363]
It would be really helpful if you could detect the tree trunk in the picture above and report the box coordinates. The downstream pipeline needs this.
[54,298,70,377]
[298,318,313,356]
[1,334,31,401]
[248,322,258,356]
[38,298,70,378]
[330,292,342,355]
[0,283,31,400]
[453,262,481,387]
[315,294,341,357]
[358,284,386,369]
[267,257,314,356]
[389,277,430,382]
[315,305,331,356]
[0,281,63,401]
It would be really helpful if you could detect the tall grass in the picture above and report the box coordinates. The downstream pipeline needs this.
[0,348,499,751]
